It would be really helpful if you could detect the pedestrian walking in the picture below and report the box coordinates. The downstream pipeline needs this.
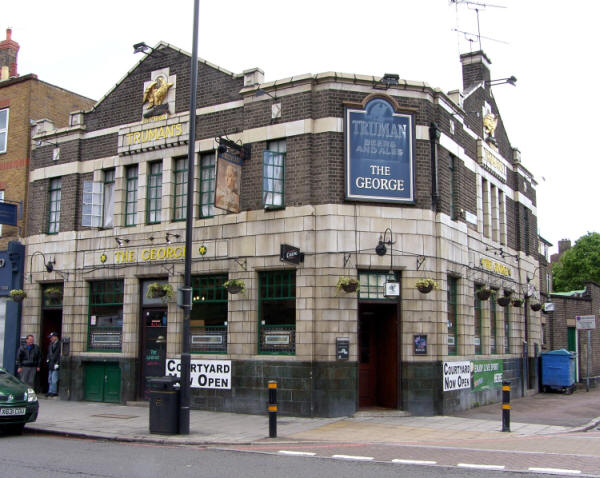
[16,334,41,388]
[46,332,61,397]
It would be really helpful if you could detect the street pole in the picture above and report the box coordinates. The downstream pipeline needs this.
[179,0,200,435]
[586,329,591,392]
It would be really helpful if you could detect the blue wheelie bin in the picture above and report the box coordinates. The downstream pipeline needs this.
[541,349,576,394]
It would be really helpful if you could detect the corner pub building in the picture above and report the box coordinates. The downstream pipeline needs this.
[22,44,541,416]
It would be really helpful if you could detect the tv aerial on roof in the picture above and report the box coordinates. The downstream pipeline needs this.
[450,0,508,51]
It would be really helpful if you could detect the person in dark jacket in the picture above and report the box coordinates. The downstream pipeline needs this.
[16,334,41,388]
[46,332,61,397]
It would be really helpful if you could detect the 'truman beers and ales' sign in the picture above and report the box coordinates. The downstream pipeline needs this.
[345,96,414,203]
[443,361,471,391]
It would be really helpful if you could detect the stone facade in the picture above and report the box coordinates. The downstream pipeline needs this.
[22,44,542,416]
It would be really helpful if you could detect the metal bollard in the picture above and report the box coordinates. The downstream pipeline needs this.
[502,380,511,432]
[268,381,277,438]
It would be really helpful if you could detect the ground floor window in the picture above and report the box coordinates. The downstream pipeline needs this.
[474,287,482,355]
[358,271,398,300]
[88,280,124,351]
[447,276,458,355]
[504,304,511,353]
[190,274,228,353]
[258,270,296,354]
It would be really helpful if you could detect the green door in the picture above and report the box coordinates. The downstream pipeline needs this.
[84,363,105,401]
[84,362,121,403]
[567,327,576,353]
[104,364,121,403]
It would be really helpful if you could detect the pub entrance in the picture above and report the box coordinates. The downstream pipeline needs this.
[358,302,399,409]
[138,280,169,400]
[39,285,63,395]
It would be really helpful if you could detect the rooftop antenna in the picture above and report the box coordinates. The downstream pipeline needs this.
[450,0,507,51]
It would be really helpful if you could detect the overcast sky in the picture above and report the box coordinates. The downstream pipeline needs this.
[5,0,598,253]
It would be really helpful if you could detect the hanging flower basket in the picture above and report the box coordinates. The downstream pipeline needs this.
[146,283,174,302]
[476,287,491,301]
[224,279,245,295]
[512,298,523,308]
[9,289,27,302]
[530,302,542,312]
[415,278,438,294]
[336,277,360,293]
[497,295,511,307]
[44,287,63,300]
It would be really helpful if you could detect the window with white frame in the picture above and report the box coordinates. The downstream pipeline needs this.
[48,178,61,234]
[0,108,8,154]
[103,169,115,228]
[82,180,102,227]
[263,140,285,209]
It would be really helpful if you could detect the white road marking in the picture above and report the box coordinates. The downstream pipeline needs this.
[458,463,505,470]
[278,450,316,456]
[528,467,581,475]
[392,459,437,465]
[331,454,374,461]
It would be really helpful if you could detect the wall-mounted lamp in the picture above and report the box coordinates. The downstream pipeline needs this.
[29,251,56,283]
[255,88,277,100]
[376,228,394,257]
[114,237,129,247]
[133,42,153,54]
[486,76,517,87]
[166,232,180,244]
[35,138,59,148]
[373,73,400,90]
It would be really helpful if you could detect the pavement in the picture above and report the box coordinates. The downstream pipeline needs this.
[23,385,600,447]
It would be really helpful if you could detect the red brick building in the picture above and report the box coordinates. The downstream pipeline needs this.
[0,28,95,375]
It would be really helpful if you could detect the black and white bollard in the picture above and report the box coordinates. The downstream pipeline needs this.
[268,381,277,438]
[502,380,511,432]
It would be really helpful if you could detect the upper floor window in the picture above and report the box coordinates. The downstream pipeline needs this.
[200,152,216,218]
[173,157,188,221]
[449,155,457,220]
[103,169,115,228]
[0,108,8,154]
[146,161,162,224]
[125,165,138,226]
[263,140,285,209]
[48,178,61,234]
[82,169,114,228]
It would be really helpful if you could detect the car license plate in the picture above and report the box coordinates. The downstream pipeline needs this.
[0,407,26,416]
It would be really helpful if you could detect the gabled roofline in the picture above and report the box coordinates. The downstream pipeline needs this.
[90,41,237,112]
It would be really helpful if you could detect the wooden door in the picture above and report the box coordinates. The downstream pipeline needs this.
[358,303,398,408]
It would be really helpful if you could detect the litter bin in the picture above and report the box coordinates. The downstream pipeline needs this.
[148,376,180,434]
[541,349,576,394]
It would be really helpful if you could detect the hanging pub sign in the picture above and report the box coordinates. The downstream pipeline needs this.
[345,96,414,203]
[280,244,304,264]
[215,149,242,213]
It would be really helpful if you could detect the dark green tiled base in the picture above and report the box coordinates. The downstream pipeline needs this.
[190,360,356,417]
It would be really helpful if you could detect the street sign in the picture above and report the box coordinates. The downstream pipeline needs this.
[0,202,17,226]
[576,315,596,330]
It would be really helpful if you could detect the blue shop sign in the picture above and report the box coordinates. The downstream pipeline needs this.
[0,202,18,226]
[345,97,414,203]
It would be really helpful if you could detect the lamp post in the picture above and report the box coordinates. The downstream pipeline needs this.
[179,0,200,435]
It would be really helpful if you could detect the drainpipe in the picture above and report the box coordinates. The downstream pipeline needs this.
[429,122,441,210]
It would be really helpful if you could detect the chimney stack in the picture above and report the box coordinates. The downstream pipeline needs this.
[460,50,491,91]
[0,28,20,81]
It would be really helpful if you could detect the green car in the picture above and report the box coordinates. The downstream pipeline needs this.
[0,368,39,434]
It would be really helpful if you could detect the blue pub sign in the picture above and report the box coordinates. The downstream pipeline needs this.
[345,96,414,203]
